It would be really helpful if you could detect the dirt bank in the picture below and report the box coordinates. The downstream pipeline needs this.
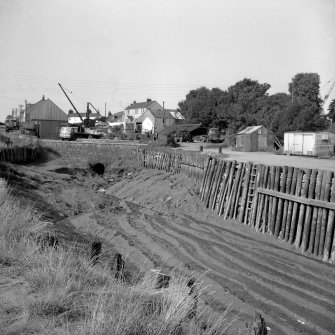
[1,152,335,335]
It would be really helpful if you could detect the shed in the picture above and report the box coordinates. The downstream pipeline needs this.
[158,123,207,141]
[236,125,274,152]
[284,131,335,156]
[25,97,68,139]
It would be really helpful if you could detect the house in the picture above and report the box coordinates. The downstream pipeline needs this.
[284,131,335,156]
[106,111,135,132]
[68,111,100,125]
[135,109,179,133]
[236,125,274,152]
[125,100,163,120]
[25,96,68,139]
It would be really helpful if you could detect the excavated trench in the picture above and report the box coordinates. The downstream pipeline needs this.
[3,154,335,335]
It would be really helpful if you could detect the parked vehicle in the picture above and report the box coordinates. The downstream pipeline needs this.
[208,128,225,143]
[59,126,102,141]
[5,116,19,132]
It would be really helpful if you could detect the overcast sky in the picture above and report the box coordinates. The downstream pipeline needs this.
[0,0,334,121]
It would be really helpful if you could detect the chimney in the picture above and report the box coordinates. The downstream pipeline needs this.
[42,95,45,101]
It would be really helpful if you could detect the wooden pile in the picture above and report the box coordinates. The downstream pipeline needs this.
[140,149,182,174]
[0,146,38,163]
[200,157,335,263]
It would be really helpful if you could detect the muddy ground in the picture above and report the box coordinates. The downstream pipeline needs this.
[1,151,335,335]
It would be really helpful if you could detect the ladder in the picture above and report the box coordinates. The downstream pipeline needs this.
[244,165,258,225]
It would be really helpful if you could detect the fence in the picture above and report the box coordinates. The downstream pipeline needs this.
[139,149,207,186]
[0,146,38,163]
[140,149,335,264]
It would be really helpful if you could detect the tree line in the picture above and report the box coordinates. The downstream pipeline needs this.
[178,73,334,141]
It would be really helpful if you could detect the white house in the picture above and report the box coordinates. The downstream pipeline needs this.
[134,109,184,133]
[125,100,163,120]
[68,112,99,125]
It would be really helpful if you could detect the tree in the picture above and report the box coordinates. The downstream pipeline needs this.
[178,87,224,127]
[289,73,322,109]
[216,78,271,133]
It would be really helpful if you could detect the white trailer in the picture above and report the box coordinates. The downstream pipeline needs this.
[284,131,335,156]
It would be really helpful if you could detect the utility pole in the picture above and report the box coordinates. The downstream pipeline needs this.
[105,102,106,117]
[163,101,165,110]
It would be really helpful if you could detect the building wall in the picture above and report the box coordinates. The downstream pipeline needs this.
[35,120,68,140]
[237,126,273,152]
[142,117,154,133]
[154,117,175,133]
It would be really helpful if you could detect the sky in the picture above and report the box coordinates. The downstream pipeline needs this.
[0,0,334,121]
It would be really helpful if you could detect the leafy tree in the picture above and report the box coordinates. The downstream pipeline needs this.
[178,87,223,127]
[289,73,322,109]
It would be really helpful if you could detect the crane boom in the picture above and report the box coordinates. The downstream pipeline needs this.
[88,102,114,131]
[58,83,84,123]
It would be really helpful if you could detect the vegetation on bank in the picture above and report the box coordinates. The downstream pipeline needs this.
[0,180,240,335]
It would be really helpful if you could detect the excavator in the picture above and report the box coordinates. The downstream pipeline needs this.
[58,83,103,140]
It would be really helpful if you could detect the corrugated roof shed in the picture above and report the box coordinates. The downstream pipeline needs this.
[237,125,263,135]
[26,98,67,121]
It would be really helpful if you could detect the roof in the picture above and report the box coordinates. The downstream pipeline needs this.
[26,98,67,121]
[158,123,204,135]
[125,101,158,110]
[152,110,176,119]
[135,109,177,123]
[237,125,264,135]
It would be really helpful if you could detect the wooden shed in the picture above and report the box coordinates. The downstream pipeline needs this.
[25,97,68,139]
[236,125,274,152]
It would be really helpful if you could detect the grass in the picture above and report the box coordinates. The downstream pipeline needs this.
[0,179,241,335]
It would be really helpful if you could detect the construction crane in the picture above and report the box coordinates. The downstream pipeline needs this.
[322,78,335,114]
[87,102,114,132]
[58,83,102,140]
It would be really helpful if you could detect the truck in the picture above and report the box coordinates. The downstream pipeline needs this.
[59,125,102,141]
[5,116,19,132]
[208,128,225,143]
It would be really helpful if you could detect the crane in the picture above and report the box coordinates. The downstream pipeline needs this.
[58,83,102,140]
[322,78,335,114]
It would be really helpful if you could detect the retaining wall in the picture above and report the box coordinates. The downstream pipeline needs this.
[140,149,335,264]
[39,140,143,165]
[0,146,38,163]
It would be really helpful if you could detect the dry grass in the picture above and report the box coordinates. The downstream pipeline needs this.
[0,179,238,335]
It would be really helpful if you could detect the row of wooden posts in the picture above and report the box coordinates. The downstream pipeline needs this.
[140,149,335,264]
[0,146,38,163]
[139,149,206,185]
[200,157,335,263]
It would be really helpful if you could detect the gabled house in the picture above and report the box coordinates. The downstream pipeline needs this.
[125,100,163,121]
[135,109,184,134]
[25,96,68,139]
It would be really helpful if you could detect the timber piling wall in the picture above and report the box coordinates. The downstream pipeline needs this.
[0,146,39,163]
[140,149,335,264]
